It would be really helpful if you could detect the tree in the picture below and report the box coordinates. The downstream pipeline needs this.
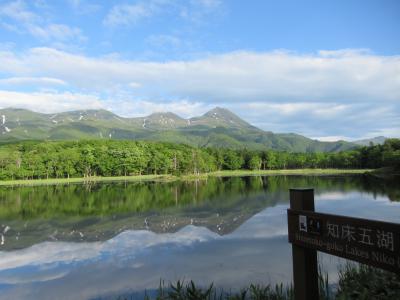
[223,150,244,170]
[266,151,277,169]
[59,148,79,178]
[249,155,262,170]
[80,144,95,177]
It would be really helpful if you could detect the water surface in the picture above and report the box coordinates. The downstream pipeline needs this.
[0,175,399,299]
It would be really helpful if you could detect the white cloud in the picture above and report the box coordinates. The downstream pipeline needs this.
[29,24,86,42]
[104,0,223,28]
[109,99,212,118]
[0,76,67,86]
[103,1,161,27]
[128,82,142,89]
[237,101,400,139]
[0,226,216,272]
[1,48,399,103]
[0,47,399,139]
[312,136,353,142]
[0,90,209,119]
[0,0,38,23]
[0,90,103,113]
[241,102,350,121]
[180,0,224,24]
[0,0,86,43]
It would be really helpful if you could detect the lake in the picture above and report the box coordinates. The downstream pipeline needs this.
[0,175,399,299]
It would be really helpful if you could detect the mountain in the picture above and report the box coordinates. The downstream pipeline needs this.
[0,107,358,152]
[353,136,387,146]
[189,107,258,130]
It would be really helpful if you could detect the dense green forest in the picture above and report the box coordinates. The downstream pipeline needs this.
[0,139,399,180]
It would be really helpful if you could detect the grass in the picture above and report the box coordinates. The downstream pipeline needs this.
[117,270,331,300]
[336,264,400,299]
[116,265,399,300]
[139,280,297,300]
[0,169,372,187]
[208,169,372,177]
[0,174,174,187]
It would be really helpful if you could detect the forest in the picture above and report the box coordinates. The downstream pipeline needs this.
[0,138,399,180]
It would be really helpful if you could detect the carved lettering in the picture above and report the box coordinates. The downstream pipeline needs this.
[376,230,394,251]
[372,252,395,266]
[358,227,374,246]
[341,224,356,242]
[326,241,343,252]
[345,245,369,259]
[327,222,340,238]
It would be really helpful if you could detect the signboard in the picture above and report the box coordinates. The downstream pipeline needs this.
[288,209,400,274]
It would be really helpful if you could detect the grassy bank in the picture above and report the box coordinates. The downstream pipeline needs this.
[0,174,174,187]
[209,168,372,177]
[369,167,400,178]
[0,169,372,187]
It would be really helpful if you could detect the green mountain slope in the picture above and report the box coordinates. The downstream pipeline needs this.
[353,136,387,146]
[0,107,359,152]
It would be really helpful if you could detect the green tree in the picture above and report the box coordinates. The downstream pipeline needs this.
[223,150,244,170]
[266,151,277,169]
[249,155,262,170]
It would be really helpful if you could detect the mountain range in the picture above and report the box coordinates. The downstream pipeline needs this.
[0,107,386,152]
[352,136,387,146]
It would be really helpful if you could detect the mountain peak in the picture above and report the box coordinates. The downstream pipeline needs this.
[54,109,120,122]
[204,107,236,117]
[141,111,186,129]
[147,111,183,120]
[195,107,255,130]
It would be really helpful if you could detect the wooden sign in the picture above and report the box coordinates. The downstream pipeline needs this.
[288,209,400,274]
[288,188,400,300]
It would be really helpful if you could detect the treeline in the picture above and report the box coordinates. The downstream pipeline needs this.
[2,175,398,221]
[0,139,399,180]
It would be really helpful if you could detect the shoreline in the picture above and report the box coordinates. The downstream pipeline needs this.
[208,168,372,177]
[0,169,373,187]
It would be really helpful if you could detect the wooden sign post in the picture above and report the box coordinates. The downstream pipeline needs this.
[288,188,400,300]
[289,189,319,300]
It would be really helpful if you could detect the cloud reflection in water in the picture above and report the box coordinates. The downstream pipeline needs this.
[0,190,400,300]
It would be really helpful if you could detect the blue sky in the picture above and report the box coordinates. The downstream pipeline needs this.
[0,0,399,140]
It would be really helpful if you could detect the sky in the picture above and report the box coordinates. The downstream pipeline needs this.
[0,0,399,141]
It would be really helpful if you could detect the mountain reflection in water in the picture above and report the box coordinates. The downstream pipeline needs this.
[0,175,399,300]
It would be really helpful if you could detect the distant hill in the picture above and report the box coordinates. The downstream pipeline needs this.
[0,107,359,152]
[353,136,387,146]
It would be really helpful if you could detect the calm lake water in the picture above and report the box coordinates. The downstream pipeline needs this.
[0,175,399,299]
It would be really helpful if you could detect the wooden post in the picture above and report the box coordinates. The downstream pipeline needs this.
[289,188,319,300]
